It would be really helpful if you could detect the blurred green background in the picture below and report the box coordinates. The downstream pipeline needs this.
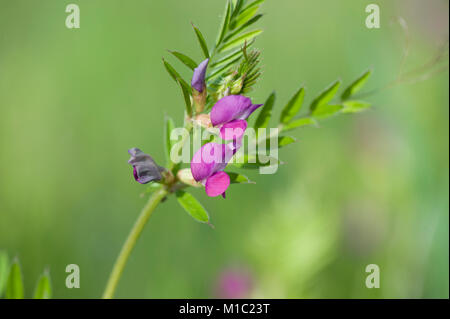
[0,0,448,298]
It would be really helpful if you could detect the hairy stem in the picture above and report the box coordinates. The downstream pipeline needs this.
[102,186,168,299]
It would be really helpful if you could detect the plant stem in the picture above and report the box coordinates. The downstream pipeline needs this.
[102,186,168,299]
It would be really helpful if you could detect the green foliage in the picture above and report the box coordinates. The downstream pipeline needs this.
[342,100,371,113]
[254,91,275,129]
[169,51,198,71]
[227,172,254,184]
[279,87,305,125]
[162,59,192,116]
[176,190,210,224]
[309,80,341,113]
[6,260,24,299]
[231,154,282,169]
[1,255,52,299]
[341,70,372,100]
[33,271,52,299]
[0,251,9,297]
[192,24,210,59]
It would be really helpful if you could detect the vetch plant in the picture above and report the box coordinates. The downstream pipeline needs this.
[102,0,374,298]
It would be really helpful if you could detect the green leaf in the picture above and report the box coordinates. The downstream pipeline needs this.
[207,55,242,80]
[310,80,341,112]
[219,29,262,53]
[279,87,305,124]
[223,14,263,43]
[6,260,24,299]
[169,51,197,71]
[192,24,210,59]
[177,79,192,116]
[227,172,254,184]
[162,58,182,83]
[232,154,282,169]
[241,0,265,12]
[342,100,371,113]
[234,5,259,29]
[216,0,232,47]
[254,92,275,130]
[33,271,52,299]
[281,117,316,132]
[311,104,343,119]
[0,251,9,297]
[164,116,175,164]
[176,190,210,223]
[261,135,297,149]
[341,70,372,100]
[230,0,245,22]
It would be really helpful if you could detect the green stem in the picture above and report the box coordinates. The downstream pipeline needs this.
[102,186,168,299]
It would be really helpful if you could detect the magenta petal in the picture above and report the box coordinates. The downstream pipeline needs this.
[237,104,263,120]
[205,171,230,197]
[191,143,227,181]
[220,120,248,141]
[210,95,253,126]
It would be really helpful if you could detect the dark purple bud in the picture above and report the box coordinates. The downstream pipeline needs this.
[128,148,164,184]
[191,58,209,92]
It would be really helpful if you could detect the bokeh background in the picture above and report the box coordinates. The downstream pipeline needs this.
[0,0,448,298]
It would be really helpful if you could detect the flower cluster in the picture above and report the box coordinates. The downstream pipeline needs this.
[190,59,262,198]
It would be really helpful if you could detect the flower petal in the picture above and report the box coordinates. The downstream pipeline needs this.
[128,148,164,184]
[237,103,263,120]
[191,58,209,92]
[220,119,248,141]
[205,171,230,197]
[210,95,253,126]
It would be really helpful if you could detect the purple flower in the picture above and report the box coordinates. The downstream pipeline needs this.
[128,148,164,184]
[210,95,262,140]
[210,95,262,126]
[215,267,253,299]
[190,142,238,197]
[191,58,209,92]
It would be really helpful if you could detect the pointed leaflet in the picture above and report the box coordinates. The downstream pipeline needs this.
[176,190,210,223]
[311,104,343,119]
[260,135,297,149]
[169,51,198,70]
[254,92,275,129]
[6,260,24,299]
[223,14,263,43]
[342,100,371,113]
[164,116,175,164]
[192,24,210,59]
[279,87,305,125]
[232,154,282,169]
[227,172,254,184]
[0,251,9,297]
[177,79,192,116]
[310,80,341,112]
[219,30,262,53]
[341,70,372,100]
[282,117,316,132]
[216,0,232,47]
[33,271,52,299]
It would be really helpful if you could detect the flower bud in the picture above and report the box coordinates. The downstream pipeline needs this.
[177,168,201,187]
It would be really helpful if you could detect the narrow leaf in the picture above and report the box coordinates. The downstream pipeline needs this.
[207,55,242,80]
[260,135,297,149]
[241,0,265,12]
[0,251,9,297]
[177,79,192,116]
[232,154,282,169]
[219,29,262,53]
[234,5,259,29]
[311,104,343,119]
[342,100,371,113]
[164,116,175,163]
[176,190,210,223]
[310,80,341,112]
[162,58,182,83]
[192,24,210,59]
[227,172,255,184]
[279,87,305,124]
[6,260,24,299]
[169,51,198,70]
[216,0,232,47]
[254,91,275,129]
[33,271,52,299]
[223,14,263,43]
[341,70,372,100]
[282,117,316,132]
